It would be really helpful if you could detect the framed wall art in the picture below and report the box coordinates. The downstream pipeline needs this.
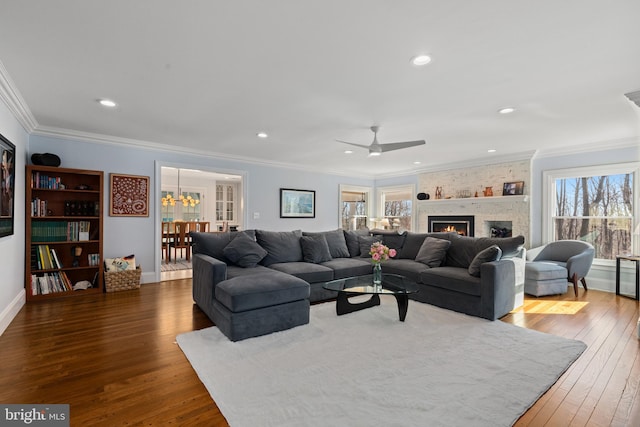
[0,132,15,237]
[503,181,524,196]
[280,188,315,218]
[109,173,150,217]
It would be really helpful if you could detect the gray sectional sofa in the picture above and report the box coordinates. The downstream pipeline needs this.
[191,229,526,341]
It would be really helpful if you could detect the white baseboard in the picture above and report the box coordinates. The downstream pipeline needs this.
[0,290,26,336]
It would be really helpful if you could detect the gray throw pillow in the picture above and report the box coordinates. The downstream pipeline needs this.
[223,233,268,268]
[304,229,350,258]
[415,237,451,267]
[468,245,502,277]
[358,235,379,258]
[300,235,333,263]
[343,229,370,257]
[255,229,303,266]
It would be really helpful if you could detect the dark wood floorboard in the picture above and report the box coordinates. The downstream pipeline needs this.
[0,280,638,426]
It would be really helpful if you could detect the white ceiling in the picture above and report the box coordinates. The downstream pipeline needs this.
[1,1,639,176]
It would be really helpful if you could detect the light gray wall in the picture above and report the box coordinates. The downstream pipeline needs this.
[28,134,374,283]
[0,100,27,335]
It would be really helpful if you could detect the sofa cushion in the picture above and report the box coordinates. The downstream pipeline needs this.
[304,229,350,258]
[256,229,303,266]
[215,271,310,312]
[358,235,380,258]
[468,245,502,277]
[191,230,256,263]
[415,237,451,267]
[420,266,482,296]
[343,229,370,257]
[321,257,372,279]
[223,233,268,268]
[300,234,332,263]
[381,259,431,283]
[268,262,334,283]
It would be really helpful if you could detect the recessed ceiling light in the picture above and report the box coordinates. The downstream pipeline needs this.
[98,99,117,108]
[413,161,422,165]
[411,55,432,66]
[498,107,515,114]
[256,132,268,138]
[344,150,353,154]
[487,149,497,153]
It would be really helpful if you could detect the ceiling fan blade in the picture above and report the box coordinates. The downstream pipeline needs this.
[378,140,426,153]
[336,140,371,150]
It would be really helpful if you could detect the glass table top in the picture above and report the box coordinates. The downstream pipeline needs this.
[323,273,419,295]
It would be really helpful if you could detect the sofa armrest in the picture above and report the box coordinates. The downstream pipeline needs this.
[479,259,516,320]
[566,249,594,280]
[192,253,228,316]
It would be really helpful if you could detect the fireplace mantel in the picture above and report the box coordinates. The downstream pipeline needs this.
[416,195,528,207]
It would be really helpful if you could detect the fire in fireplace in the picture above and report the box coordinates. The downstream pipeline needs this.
[428,215,475,236]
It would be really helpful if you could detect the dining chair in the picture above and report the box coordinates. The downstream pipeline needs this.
[161,221,172,263]
[170,221,191,262]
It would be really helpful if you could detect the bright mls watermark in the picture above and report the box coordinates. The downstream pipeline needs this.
[1,405,69,426]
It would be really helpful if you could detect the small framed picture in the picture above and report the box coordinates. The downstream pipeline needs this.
[503,181,524,196]
[280,188,315,218]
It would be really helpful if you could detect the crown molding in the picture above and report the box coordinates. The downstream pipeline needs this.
[31,125,376,179]
[0,60,37,133]
[532,137,640,159]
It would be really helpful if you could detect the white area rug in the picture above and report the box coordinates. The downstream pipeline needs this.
[177,298,586,427]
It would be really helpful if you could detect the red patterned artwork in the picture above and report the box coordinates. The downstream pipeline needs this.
[109,174,149,217]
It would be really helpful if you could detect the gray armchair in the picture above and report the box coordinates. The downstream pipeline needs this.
[526,240,595,297]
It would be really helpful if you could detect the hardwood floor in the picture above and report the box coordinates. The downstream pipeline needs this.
[0,281,638,426]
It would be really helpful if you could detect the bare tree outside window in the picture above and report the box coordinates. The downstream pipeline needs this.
[554,173,633,259]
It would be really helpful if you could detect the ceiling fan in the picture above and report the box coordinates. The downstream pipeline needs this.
[337,126,426,156]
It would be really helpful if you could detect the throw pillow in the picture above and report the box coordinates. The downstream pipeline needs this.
[303,229,350,258]
[468,245,502,277]
[358,235,379,258]
[415,237,451,267]
[255,229,303,266]
[343,229,370,257]
[105,257,130,272]
[300,235,333,263]
[223,233,268,268]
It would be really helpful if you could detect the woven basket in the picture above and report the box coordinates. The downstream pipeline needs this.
[105,267,141,292]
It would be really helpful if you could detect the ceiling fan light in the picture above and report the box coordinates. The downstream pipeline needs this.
[369,152,382,157]
[98,99,117,108]
[411,55,432,66]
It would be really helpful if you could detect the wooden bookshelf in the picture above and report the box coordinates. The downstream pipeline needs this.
[25,165,104,301]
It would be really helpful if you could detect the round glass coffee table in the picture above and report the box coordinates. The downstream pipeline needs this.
[323,273,419,321]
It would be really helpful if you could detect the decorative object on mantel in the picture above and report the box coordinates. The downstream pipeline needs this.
[483,186,493,197]
[417,192,429,200]
[435,186,443,199]
[503,181,524,196]
[109,173,150,217]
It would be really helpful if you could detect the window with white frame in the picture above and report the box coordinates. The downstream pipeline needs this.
[377,185,415,231]
[544,163,639,261]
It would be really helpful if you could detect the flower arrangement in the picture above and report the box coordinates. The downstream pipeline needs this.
[369,242,396,264]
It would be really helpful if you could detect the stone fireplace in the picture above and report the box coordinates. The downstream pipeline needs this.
[428,215,475,236]
[415,158,531,245]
